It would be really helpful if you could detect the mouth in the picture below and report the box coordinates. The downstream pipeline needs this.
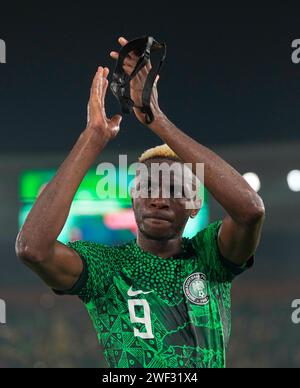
[144,213,173,223]
[145,218,171,224]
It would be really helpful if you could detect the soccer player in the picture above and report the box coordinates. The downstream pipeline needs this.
[15,37,265,368]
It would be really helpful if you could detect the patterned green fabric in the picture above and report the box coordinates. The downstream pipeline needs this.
[66,221,250,368]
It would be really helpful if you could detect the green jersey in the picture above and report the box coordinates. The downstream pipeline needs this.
[57,221,253,368]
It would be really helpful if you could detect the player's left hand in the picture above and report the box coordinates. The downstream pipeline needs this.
[110,37,164,127]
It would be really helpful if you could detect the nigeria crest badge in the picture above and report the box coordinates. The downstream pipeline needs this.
[183,273,210,306]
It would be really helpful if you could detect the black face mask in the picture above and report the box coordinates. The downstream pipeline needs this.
[110,36,167,125]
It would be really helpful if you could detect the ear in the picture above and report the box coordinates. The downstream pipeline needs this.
[190,210,199,219]
[190,199,202,218]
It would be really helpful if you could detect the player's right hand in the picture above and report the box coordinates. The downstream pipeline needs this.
[87,66,122,140]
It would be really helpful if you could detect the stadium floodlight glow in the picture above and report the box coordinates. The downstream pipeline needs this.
[287,170,300,192]
[243,173,261,193]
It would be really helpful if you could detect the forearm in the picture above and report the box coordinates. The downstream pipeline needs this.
[149,115,265,224]
[18,127,109,254]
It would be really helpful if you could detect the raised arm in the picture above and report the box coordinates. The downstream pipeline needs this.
[15,66,122,291]
[148,116,265,266]
[111,37,265,266]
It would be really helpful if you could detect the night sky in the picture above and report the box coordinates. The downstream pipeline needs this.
[0,3,300,153]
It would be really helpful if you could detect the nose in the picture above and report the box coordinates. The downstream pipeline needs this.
[149,196,170,210]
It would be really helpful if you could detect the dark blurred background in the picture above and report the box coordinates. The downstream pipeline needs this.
[0,2,300,368]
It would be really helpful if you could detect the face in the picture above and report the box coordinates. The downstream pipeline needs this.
[131,158,202,241]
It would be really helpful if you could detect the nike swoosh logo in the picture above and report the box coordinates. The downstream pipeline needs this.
[127,286,154,297]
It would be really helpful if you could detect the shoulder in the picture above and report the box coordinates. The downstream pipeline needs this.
[189,220,230,280]
[190,220,222,252]
[67,240,131,262]
[190,220,254,281]
[68,240,109,255]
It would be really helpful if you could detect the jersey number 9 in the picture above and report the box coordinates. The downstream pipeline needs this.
[128,299,154,339]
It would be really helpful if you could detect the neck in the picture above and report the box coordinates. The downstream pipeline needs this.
[137,232,183,259]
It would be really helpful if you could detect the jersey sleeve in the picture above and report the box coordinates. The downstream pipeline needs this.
[191,220,254,282]
[53,241,112,304]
